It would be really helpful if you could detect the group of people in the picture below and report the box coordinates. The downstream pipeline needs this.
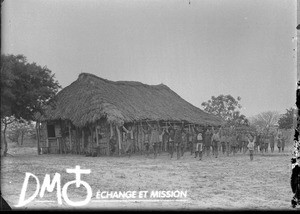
[110,122,288,161]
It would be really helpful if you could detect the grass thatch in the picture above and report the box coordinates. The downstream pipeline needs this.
[42,73,224,127]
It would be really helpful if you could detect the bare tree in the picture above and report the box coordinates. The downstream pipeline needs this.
[249,111,280,133]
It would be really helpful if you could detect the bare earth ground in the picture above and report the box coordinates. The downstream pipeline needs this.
[1,142,299,211]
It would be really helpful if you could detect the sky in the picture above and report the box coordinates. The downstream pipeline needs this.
[1,0,297,118]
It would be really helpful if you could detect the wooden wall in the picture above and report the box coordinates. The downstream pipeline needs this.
[41,120,185,156]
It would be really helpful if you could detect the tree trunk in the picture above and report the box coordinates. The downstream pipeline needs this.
[2,117,16,156]
[116,125,122,156]
[109,123,113,156]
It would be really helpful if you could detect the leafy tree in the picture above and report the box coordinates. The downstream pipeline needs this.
[278,107,295,130]
[201,94,248,126]
[1,54,61,156]
[1,54,61,120]
[249,111,280,134]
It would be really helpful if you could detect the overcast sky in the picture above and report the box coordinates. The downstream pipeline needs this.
[2,0,297,117]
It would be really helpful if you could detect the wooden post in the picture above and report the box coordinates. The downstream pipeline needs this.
[69,122,72,153]
[59,120,64,154]
[86,126,92,155]
[136,124,139,154]
[109,123,113,156]
[141,123,144,154]
[134,124,137,153]
[45,123,50,154]
[116,125,122,156]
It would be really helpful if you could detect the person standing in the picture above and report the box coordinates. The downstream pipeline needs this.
[204,128,212,156]
[270,131,275,153]
[264,133,269,153]
[181,130,187,157]
[158,128,165,155]
[148,123,160,158]
[211,128,220,158]
[225,129,231,156]
[194,127,201,158]
[260,133,265,154]
[109,135,117,155]
[188,129,194,155]
[237,131,243,153]
[195,128,204,160]
[168,127,175,158]
[211,128,215,156]
[220,128,226,155]
[122,125,134,157]
[247,134,256,161]
[231,131,238,156]
[175,127,183,160]
[192,127,198,156]
[282,135,286,152]
[162,127,169,153]
[276,130,283,153]
[254,132,260,153]
[242,131,249,154]
[141,124,151,156]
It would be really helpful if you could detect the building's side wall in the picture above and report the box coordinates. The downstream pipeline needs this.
[42,120,201,156]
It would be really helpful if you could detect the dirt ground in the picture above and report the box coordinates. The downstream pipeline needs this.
[1,142,299,211]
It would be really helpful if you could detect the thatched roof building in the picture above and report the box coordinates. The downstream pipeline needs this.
[43,73,223,127]
[36,73,224,156]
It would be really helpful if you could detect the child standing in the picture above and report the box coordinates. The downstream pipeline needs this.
[158,128,165,155]
[188,129,194,155]
[195,128,204,160]
[181,130,187,157]
[162,127,169,152]
[220,129,226,155]
[141,125,151,156]
[175,128,182,160]
[247,134,256,161]
[148,123,160,158]
[264,133,269,153]
[225,130,231,156]
[211,128,220,158]
[231,131,238,156]
[122,125,134,157]
[204,128,212,156]
[270,131,275,153]
[168,127,175,158]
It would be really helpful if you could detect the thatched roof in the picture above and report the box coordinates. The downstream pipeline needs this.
[42,73,224,127]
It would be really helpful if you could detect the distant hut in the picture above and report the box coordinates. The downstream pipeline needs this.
[37,73,223,156]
